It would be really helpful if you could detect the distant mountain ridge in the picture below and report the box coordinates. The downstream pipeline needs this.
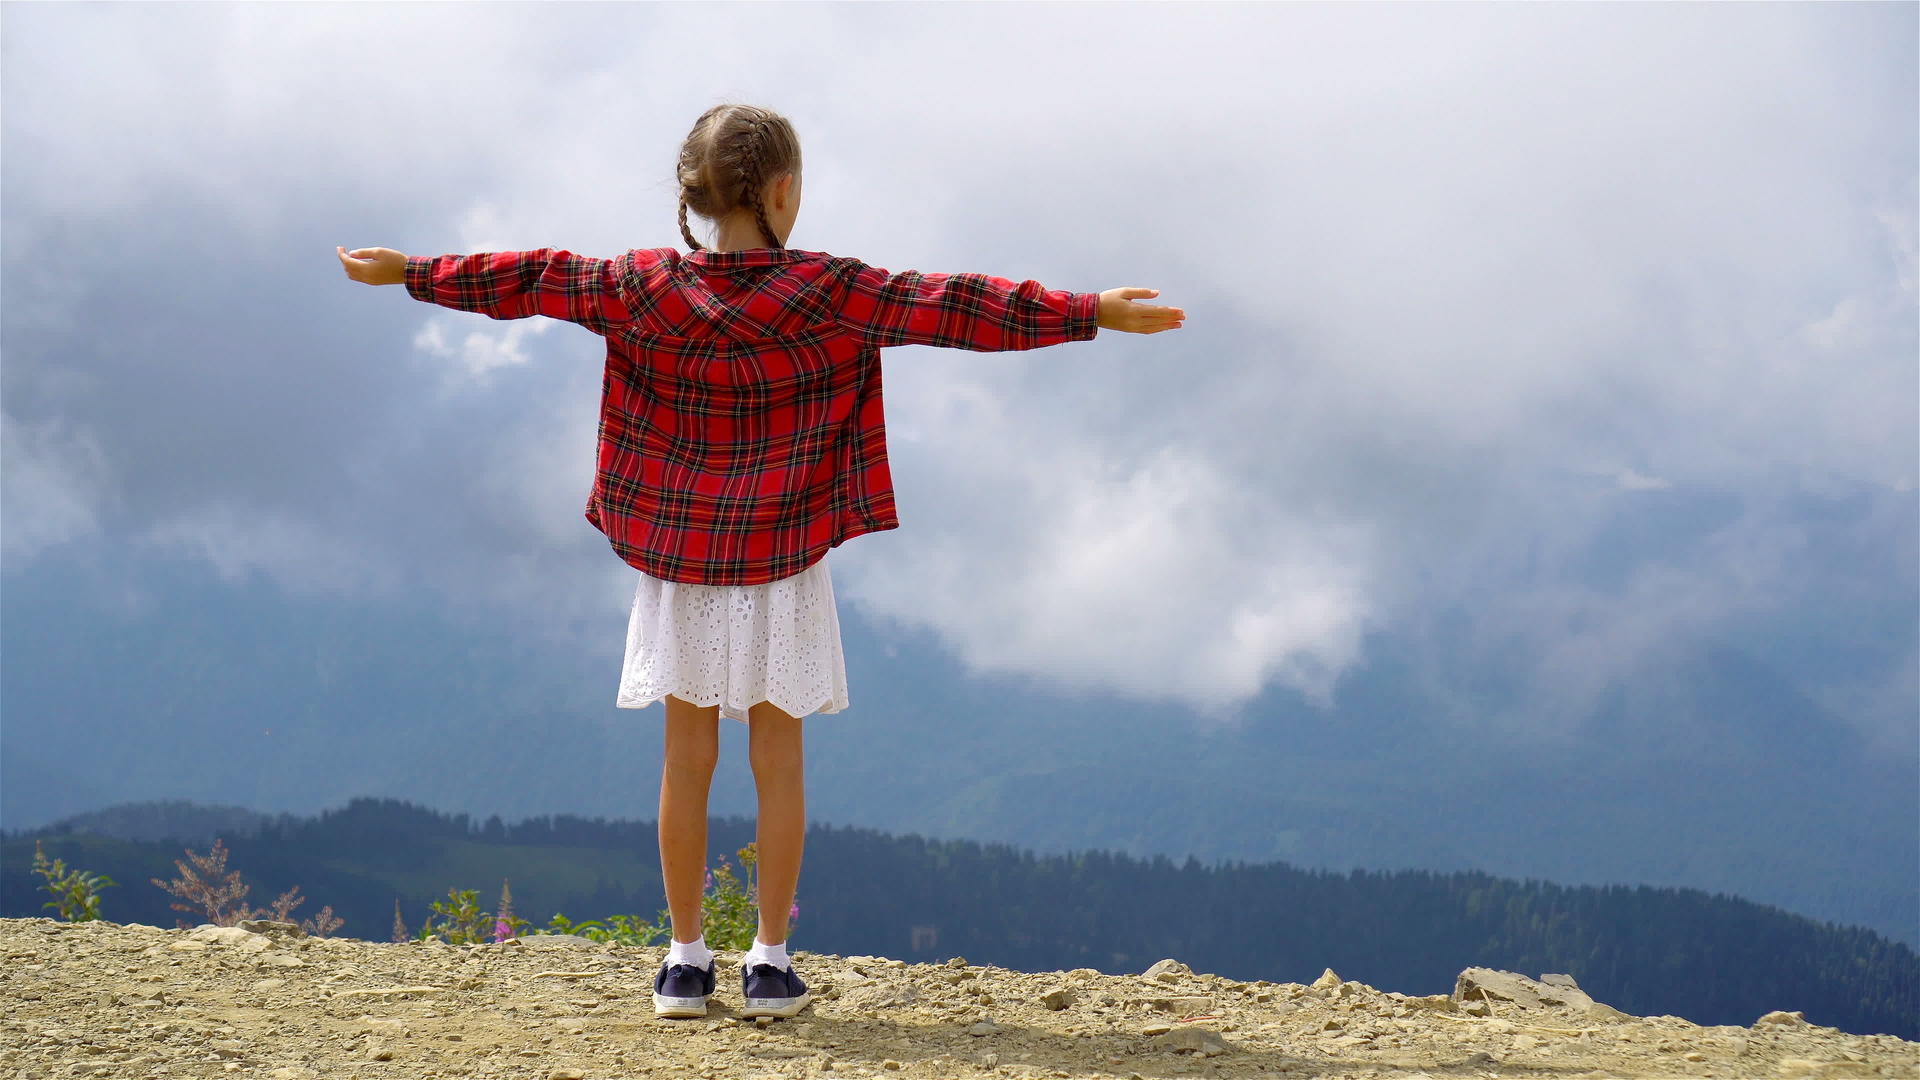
[4,552,1913,956]
[4,795,1913,1041]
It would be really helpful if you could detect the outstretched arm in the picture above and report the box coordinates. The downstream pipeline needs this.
[834,258,1183,351]
[337,244,631,335]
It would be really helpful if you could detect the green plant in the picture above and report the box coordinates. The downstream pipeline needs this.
[413,842,798,949]
[698,844,763,950]
[32,839,118,922]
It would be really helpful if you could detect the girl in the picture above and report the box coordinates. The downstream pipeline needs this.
[337,102,1185,1021]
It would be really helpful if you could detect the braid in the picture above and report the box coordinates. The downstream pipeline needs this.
[673,106,796,252]
[745,116,782,249]
[678,199,704,251]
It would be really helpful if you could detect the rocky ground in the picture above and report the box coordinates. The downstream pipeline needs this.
[3,917,1913,1079]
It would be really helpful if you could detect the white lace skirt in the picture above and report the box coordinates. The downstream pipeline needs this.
[616,553,850,723]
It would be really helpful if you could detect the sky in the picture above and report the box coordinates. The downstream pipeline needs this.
[3,0,1915,771]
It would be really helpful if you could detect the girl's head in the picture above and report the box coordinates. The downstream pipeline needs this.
[677,103,803,252]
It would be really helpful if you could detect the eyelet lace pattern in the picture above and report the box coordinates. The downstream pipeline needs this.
[618,554,849,722]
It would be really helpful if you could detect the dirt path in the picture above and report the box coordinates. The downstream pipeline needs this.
[4,917,1911,1078]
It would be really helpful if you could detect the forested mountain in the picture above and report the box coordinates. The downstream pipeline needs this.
[4,796,1911,1040]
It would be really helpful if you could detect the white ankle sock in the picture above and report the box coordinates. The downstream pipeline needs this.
[666,934,713,968]
[744,936,790,971]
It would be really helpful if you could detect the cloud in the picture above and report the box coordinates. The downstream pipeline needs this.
[1,413,114,561]
[1616,470,1672,492]
[1,2,1912,739]
[411,313,554,392]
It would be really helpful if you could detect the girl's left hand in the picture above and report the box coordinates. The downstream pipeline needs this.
[337,246,407,286]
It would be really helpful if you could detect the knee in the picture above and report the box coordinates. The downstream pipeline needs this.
[748,703,804,776]
[749,742,802,777]
[664,696,721,773]
[665,746,720,775]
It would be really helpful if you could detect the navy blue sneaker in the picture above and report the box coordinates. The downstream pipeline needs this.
[653,957,717,1018]
[740,960,812,1018]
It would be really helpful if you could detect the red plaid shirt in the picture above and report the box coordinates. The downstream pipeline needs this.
[405,246,1101,585]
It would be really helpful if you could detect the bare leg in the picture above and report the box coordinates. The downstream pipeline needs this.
[660,694,719,944]
[747,700,805,945]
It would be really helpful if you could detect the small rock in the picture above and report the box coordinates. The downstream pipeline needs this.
[1141,1022,1173,1035]
[1312,967,1343,990]
[237,919,308,939]
[1156,1026,1235,1057]
[1133,994,1213,1014]
[967,1020,1001,1036]
[947,956,969,967]
[1142,958,1192,982]
[1755,1010,1811,1028]
[1040,987,1076,1010]
[545,1070,586,1080]
[845,983,920,1009]
[1456,967,1550,1009]
[881,1060,902,1070]
[186,925,262,946]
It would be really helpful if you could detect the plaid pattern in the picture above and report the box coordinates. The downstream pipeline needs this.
[405,246,1101,585]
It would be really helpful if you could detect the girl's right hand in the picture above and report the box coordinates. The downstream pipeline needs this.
[1097,288,1185,334]
[338,246,409,286]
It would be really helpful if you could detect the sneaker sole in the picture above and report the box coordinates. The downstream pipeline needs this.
[653,991,711,1018]
[739,989,812,1018]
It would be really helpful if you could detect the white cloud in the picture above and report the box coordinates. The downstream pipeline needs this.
[138,502,400,599]
[410,314,553,391]
[1,413,114,562]
[1616,469,1672,492]
[2,1,1911,733]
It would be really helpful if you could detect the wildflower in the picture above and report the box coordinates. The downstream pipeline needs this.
[492,917,513,943]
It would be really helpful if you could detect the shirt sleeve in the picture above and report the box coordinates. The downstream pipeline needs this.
[832,258,1101,352]
[404,249,632,335]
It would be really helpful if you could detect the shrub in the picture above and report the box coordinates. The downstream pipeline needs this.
[149,836,343,936]
[32,840,118,922]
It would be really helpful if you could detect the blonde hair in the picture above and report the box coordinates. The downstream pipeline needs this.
[676,103,802,251]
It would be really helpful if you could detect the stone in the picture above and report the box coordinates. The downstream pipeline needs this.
[1156,1026,1235,1057]
[1141,958,1192,982]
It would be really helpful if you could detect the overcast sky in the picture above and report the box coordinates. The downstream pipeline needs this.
[4,2,1914,751]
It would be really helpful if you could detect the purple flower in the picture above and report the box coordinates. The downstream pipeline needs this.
[789,901,800,923]
[703,868,714,892]
[492,917,512,943]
